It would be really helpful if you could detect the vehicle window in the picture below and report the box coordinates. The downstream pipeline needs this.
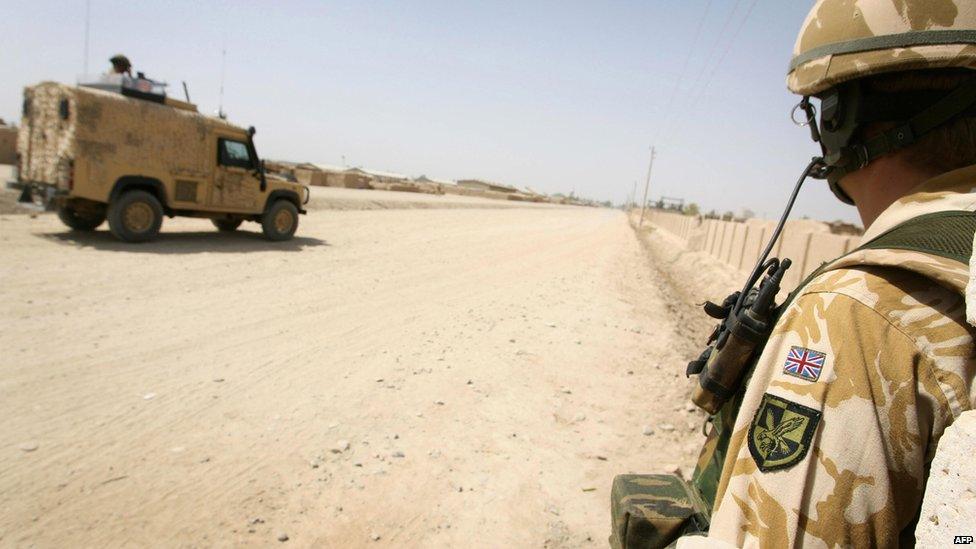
[218,139,252,169]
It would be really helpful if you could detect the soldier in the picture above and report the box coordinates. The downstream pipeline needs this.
[679,1,976,547]
[109,54,132,76]
[612,1,976,548]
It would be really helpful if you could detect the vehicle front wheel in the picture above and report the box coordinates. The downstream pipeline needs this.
[108,190,163,243]
[212,218,243,232]
[57,204,106,231]
[261,200,298,241]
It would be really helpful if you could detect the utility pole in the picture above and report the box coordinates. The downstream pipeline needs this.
[630,180,637,210]
[638,146,656,228]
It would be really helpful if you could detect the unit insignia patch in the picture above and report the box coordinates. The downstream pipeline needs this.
[748,393,821,472]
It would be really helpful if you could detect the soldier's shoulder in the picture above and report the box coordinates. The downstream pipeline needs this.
[795,265,971,353]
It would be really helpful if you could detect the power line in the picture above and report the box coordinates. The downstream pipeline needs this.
[689,0,761,106]
[655,0,760,148]
[685,0,744,96]
[652,0,714,145]
[641,1,761,224]
[652,0,743,151]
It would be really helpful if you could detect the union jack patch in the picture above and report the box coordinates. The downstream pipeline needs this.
[783,346,825,382]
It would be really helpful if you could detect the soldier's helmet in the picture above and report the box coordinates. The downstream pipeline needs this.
[109,54,132,71]
[788,0,976,96]
[786,0,976,204]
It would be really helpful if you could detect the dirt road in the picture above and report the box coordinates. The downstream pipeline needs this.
[0,204,707,547]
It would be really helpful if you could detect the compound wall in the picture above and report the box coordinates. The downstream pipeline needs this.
[643,210,860,293]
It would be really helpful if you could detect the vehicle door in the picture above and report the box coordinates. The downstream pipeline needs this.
[212,136,261,212]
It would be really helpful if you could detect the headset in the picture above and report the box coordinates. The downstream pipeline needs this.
[688,71,976,414]
[796,73,976,204]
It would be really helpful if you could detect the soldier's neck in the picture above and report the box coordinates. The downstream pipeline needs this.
[838,156,940,229]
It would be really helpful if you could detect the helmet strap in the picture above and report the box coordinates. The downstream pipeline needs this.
[858,78,976,164]
[806,77,976,204]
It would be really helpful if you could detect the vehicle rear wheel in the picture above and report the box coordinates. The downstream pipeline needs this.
[108,190,163,243]
[261,199,298,241]
[57,204,106,231]
[212,218,243,232]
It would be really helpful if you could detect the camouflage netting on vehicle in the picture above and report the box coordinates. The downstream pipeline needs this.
[18,84,76,186]
[788,0,976,96]
[609,474,709,549]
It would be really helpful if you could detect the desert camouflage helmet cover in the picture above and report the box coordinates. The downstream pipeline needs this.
[788,0,976,96]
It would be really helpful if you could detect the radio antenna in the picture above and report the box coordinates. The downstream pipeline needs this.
[83,0,91,75]
[218,45,227,119]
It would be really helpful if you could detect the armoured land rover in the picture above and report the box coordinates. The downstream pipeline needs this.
[12,79,309,242]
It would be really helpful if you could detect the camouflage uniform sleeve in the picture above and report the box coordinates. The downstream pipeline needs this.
[693,267,975,548]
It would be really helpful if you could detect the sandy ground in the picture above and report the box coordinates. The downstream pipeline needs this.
[0,204,711,547]
[628,212,742,306]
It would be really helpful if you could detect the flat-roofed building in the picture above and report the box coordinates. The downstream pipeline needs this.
[415,175,455,194]
[294,163,373,189]
[457,179,518,194]
[349,167,417,192]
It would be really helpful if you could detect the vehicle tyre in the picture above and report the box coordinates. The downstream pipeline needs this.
[212,218,243,232]
[108,190,163,243]
[57,204,106,231]
[261,199,298,241]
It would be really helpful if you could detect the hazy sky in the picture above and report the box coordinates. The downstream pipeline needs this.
[2,1,859,223]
